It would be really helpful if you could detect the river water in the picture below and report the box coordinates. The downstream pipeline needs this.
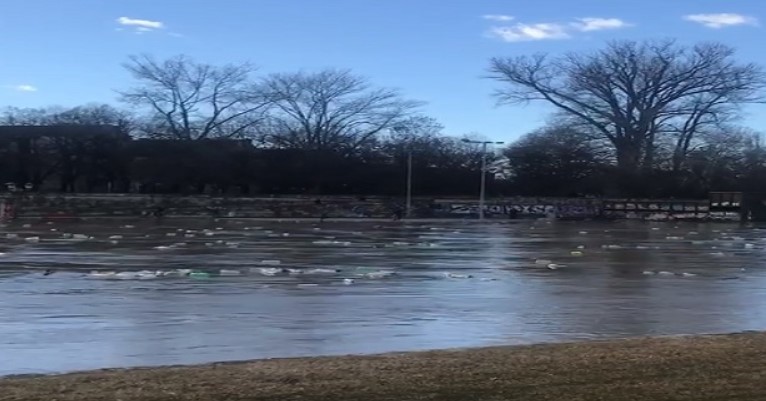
[1,218,765,375]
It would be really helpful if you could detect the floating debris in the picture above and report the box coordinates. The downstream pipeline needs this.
[570,251,583,256]
[362,270,397,279]
[305,268,341,275]
[219,269,241,276]
[444,272,473,279]
[254,267,284,276]
[343,278,355,285]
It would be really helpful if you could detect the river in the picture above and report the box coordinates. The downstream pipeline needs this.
[1,218,764,375]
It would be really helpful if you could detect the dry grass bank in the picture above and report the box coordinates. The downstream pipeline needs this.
[2,332,766,401]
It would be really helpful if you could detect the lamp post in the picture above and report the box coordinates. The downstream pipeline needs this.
[462,139,505,220]
[405,148,413,218]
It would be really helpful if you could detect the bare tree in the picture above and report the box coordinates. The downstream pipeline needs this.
[504,125,608,196]
[489,40,765,174]
[259,69,420,153]
[119,55,268,140]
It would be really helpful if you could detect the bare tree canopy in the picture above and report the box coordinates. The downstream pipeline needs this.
[380,116,491,170]
[120,54,268,140]
[503,125,609,196]
[1,104,132,132]
[259,69,420,153]
[489,39,766,173]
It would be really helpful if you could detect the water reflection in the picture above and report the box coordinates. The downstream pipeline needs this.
[1,219,766,375]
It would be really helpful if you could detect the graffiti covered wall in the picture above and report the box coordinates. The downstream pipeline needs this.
[435,198,601,219]
[434,198,733,221]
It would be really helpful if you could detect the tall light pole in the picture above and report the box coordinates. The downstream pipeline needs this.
[462,139,504,220]
[405,148,413,218]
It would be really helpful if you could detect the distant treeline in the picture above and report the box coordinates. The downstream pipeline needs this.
[0,125,494,195]
[3,38,766,198]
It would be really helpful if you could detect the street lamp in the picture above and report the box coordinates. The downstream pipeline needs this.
[462,139,505,220]
[372,140,413,219]
[405,148,413,218]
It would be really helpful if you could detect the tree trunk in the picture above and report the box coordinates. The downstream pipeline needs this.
[615,143,641,174]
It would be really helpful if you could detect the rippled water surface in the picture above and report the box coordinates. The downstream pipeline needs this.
[2,218,766,375]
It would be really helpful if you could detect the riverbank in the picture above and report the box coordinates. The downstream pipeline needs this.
[3,332,766,401]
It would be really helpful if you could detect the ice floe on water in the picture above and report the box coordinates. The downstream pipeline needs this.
[305,268,341,275]
[253,267,283,276]
[87,270,162,280]
[443,272,473,279]
[219,269,242,276]
[312,240,351,246]
[642,270,698,278]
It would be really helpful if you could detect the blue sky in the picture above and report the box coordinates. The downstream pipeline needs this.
[1,0,765,141]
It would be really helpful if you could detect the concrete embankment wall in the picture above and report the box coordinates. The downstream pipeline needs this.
[0,193,739,221]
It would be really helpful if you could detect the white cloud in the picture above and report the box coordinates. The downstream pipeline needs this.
[485,16,631,43]
[683,13,757,28]
[488,23,570,42]
[13,85,37,92]
[116,16,164,32]
[483,14,514,22]
[572,17,630,32]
